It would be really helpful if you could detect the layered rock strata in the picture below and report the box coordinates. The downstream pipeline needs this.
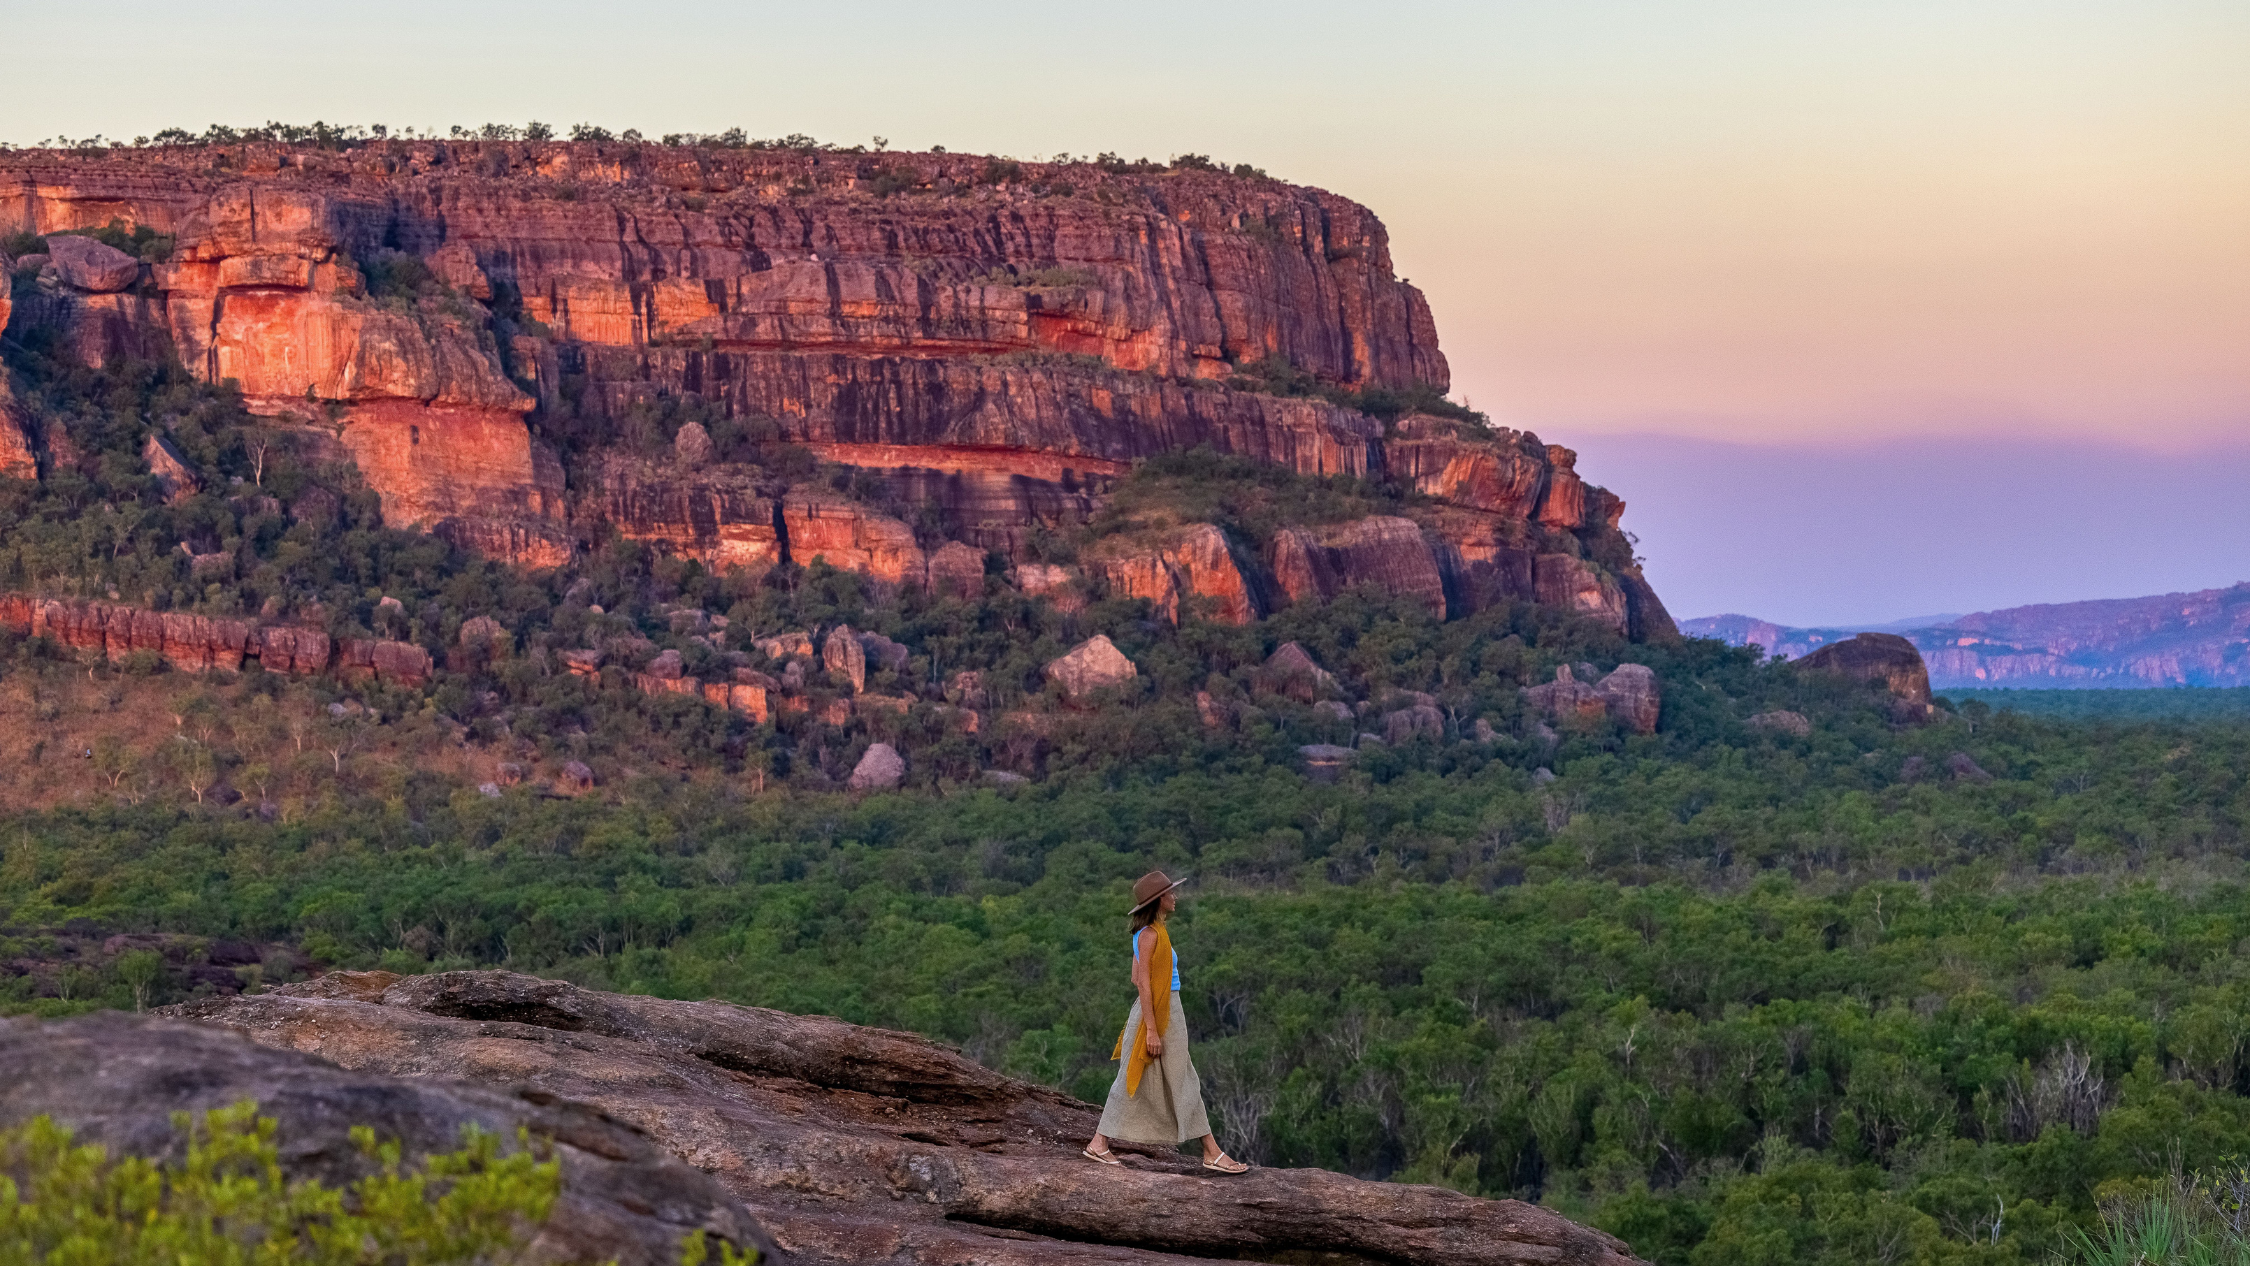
[0,593,422,682]
[0,142,1670,636]
[161,969,1643,1265]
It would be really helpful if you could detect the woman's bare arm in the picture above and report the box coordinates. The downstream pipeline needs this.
[1132,927,1162,1055]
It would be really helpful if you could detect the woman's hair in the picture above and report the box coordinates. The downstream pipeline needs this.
[1128,902,1163,934]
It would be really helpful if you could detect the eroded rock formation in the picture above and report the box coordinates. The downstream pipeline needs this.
[1522,662,1662,735]
[153,969,1642,1265]
[1797,632,1933,719]
[0,141,1670,636]
[1273,516,1449,618]
[0,593,428,682]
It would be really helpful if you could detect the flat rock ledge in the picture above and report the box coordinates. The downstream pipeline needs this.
[91,970,1641,1265]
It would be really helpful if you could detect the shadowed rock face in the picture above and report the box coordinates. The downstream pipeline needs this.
[159,970,1645,1266]
[0,1010,772,1266]
[1798,632,1933,719]
[0,142,1671,636]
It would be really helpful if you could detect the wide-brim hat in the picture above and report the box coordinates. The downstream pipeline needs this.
[1128,870,1188,914]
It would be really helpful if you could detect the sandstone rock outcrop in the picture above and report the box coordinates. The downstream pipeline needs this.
[1594,663,1661,735]
[823,624,868,693]
[1260,641,1337,701]
[142,433,199,502]
[0,1011,771,1266]
[1046,634,1137,702]
[0,348,32,479]
[1746,709,1813,738]
[1272,516,1448,618]
[158,969,1642,1265]
[0,141,1672,637]
[1533,554,1627,635]
[1523,663,1661,734]
[44,233,142,292]
[1089,524,1261,625]
[0,594,347,676]
[924,540,986,601]
[1797,632,1932,718]
[847,742,905,790]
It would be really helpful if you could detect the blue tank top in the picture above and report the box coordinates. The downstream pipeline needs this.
[1134,928,1181,991]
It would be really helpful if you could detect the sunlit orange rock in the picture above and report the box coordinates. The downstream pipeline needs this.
[1088,524,1261,626]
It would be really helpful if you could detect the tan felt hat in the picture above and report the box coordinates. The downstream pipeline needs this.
[1128,870,1188,914]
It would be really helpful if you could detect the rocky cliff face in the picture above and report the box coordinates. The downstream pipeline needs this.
[134,969,1644,1265]
[1,141,1670,638]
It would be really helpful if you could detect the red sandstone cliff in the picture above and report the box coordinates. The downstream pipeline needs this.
[0,140,1671,638]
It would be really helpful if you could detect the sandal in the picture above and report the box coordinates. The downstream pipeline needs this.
[1083,1146,1123,1166]
[1203,1154,1250,1174]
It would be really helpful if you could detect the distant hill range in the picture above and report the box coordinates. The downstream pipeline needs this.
[1684,583,2250,689]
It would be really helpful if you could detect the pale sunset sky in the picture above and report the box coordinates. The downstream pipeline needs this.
[6,1,2244,625]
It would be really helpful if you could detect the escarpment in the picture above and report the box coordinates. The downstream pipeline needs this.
[144,969,1644,1265]
[1,141,1670,638]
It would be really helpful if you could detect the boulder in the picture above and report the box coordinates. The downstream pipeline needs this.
[1594,663,1661,736]
[1746,710,1812,738]
[0,1012,770,1266]
[338,638,434,686]
[754,630,815,660]
[1521,665,1605,723]
[948,669,988,709]
[672,420,712,467]
[1010,563,1086,613]
[1523,664,1659,735]
[44,233,142,292]
[1947,751,1993,783]
[158,970,1641,1266]
[823,624,867,693]
[559,648,604,677]
[1298,743,1356,783]
[1044,634,1137,703]
[1261,641,1338,701]
[457,614,505,646]
[1384,703,1445,744]
[557,761,594,793]
[858,630,911,674]
[1797,633,1933,719]
[847,742,906,790]
[644,648,686,679]
[925,541,987,601]
[143,434,200,503]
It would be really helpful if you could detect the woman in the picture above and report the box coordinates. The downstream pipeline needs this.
[1083,870,1250,1173]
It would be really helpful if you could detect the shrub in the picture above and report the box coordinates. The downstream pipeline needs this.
[0,1101,564,1264]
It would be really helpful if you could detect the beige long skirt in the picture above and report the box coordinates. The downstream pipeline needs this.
[1096,995,1212,1146]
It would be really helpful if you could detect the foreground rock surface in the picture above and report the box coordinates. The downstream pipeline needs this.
[0,1011,771,1265]
[164,970,1644,1265]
